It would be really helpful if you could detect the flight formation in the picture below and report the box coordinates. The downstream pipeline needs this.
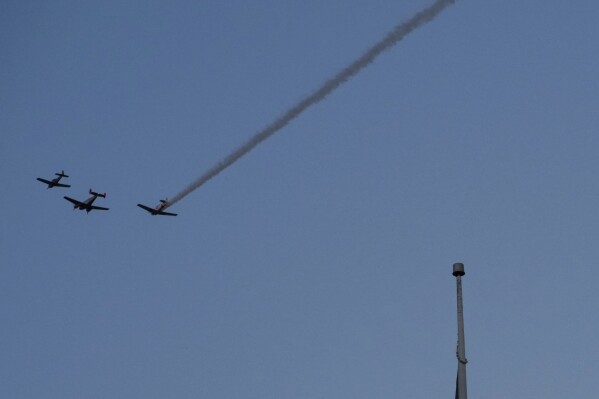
[36,1,455,216]
[36,170,178,216]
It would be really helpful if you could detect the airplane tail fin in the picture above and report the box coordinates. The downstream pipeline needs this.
[89,188,107,198]
[56,170,69,178]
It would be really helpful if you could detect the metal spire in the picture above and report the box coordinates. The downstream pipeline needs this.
[453,263,468,399]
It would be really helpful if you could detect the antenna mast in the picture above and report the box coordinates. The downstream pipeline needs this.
[453,262,468,399]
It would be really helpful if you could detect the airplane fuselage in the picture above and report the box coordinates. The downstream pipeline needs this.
[48,177,61,187]
[147,204,168,215]
[73,195,98,211]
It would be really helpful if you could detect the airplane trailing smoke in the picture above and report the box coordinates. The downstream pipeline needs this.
[167,0,456,208]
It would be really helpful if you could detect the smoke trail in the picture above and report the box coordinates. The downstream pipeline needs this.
[168,0,455,207]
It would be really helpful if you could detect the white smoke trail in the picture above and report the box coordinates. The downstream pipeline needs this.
[168,0,455,207]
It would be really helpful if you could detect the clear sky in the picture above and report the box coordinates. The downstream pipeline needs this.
[2,1,598,398]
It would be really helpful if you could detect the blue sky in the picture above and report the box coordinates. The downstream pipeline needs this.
[2,1,599,398]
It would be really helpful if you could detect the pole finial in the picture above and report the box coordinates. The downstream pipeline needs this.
[452,263,465,277]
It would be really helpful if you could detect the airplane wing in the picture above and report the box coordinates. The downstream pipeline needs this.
[156,210,178,216]
[89,205,109,211]
[37,177,52,185]
[54,183,71,188]
[64,196,84,206]
[137,204,156,214]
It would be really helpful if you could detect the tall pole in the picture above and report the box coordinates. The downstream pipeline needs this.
[453,263,468,399]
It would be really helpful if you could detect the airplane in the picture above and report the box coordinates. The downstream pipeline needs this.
[137,199,178,216]
[64,189,109,213]
[36,170,71,188]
